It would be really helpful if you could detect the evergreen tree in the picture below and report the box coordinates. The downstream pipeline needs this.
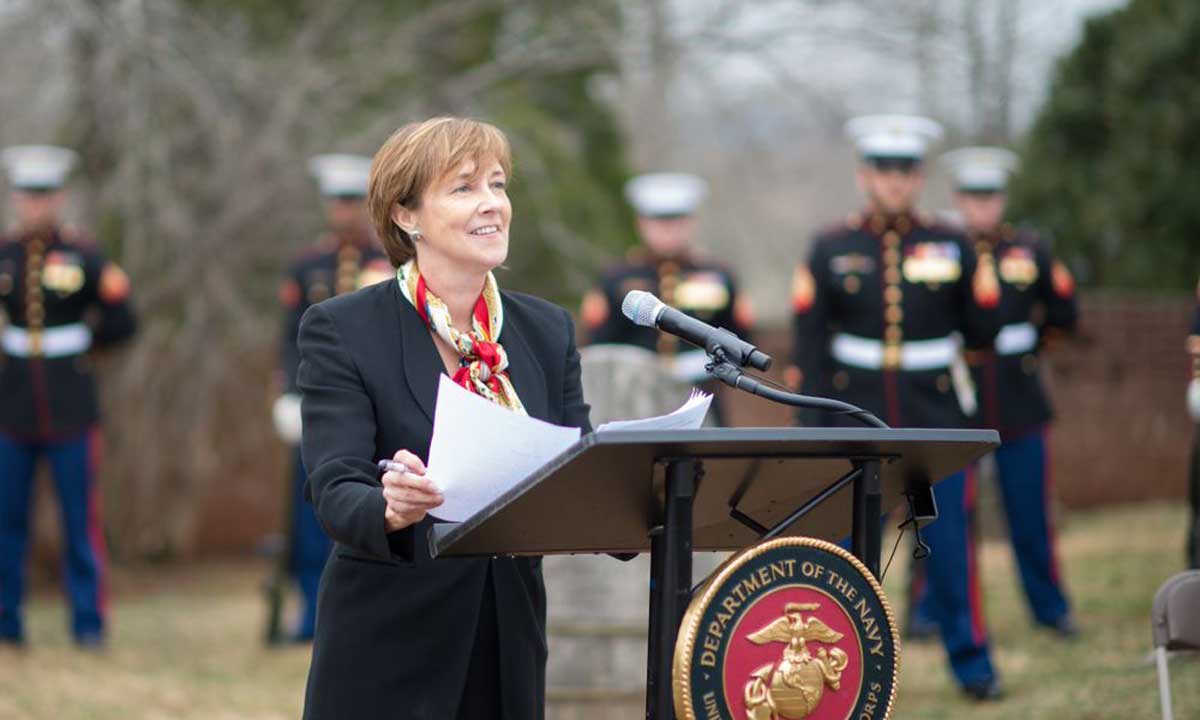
[1009,0,1200,290]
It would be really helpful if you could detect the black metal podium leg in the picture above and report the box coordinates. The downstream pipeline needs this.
[646,459,697,720]
[851,459,883,578]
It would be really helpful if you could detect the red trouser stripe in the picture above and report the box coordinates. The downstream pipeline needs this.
[86,427,110,617]
[1042,426,1063,586]
[965,465,987,645]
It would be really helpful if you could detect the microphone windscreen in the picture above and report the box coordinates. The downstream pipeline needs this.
[621,290,663,328]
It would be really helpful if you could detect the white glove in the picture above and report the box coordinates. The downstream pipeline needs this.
[1189,378,1200,423]
[272,393,303,445]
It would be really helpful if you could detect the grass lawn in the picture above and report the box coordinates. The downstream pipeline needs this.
[0,501,1197,719]
[881,501,1199,719]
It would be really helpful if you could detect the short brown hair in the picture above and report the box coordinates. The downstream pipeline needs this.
[368,117,513,266]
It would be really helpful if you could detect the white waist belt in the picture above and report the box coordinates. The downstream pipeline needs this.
[1,323,93,358]
[831,332,957,371]
[995,322,1037,355]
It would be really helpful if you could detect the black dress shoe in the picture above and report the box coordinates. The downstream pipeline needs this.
[1040,614,1080,638]
[74,632,107,652]
[0,635,25,651]
[904,616,939,641]
[962,677,1005,701]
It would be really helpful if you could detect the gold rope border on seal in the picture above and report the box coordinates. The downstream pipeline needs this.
[672,536,901,720]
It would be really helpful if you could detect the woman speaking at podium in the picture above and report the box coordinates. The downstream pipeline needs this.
[296,117,591,719]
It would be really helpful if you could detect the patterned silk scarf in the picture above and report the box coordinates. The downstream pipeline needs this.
[397,260,527,415]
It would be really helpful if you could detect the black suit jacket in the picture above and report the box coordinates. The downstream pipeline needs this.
[297,278,591,720]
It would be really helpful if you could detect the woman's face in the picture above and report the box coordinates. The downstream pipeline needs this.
[398,157,511,275]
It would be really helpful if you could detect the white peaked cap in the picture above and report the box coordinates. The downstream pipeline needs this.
[940,146,1020,191]
[624,172,708,218]
[1,145,78,190]
[845,114,944,160]
[308,153,372,198]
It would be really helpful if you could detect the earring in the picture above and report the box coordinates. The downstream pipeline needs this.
[410,228,422,240]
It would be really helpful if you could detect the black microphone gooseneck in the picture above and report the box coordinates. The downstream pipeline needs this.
[706,350,887,428]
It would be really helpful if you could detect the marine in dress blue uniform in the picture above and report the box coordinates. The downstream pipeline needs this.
[0,145,136,648]
[1186,282,1200,568]
[273,154,392,641]
[787,116,1004,700]
[580,173,754,424]
[934,146,1080,636]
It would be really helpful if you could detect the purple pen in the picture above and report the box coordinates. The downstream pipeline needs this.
[376,459,409,475]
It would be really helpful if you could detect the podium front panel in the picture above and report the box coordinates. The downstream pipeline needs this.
[430,428,998,557]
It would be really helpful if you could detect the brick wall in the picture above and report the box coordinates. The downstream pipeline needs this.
[722,290,1196,509]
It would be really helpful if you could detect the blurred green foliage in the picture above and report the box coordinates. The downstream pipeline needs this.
[1008,0,1200,290]
[186,0,636,305]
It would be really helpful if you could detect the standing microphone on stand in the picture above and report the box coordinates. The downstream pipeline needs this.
[621,290,772,371]
[624,290,885,428]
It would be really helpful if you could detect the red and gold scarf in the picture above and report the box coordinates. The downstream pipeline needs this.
[398,260,526,414]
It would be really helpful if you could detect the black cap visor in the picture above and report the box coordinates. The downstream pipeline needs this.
[862,155,922,173]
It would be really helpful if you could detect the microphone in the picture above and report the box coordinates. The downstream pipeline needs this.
[621,290,771,371]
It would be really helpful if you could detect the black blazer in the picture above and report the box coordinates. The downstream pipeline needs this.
[297,278,591,720]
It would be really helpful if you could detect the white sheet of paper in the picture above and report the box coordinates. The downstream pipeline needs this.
[596,390,712,433]
[425,375,581,522]
[671,349,712,383]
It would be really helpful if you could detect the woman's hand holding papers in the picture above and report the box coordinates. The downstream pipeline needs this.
[381,450,444,532]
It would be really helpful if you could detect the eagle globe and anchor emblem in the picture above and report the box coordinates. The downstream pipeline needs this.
[673,537,899,720]
[743,602,850,719]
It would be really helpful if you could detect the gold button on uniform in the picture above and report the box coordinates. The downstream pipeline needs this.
[936,374,951,393]
[884,285,902,304]
[883,248,900,265]
[885,305,903,324]
[336,247,361,295]
[884,267,901,284]
[843,275,861,294]
[659,272,678,304]
[883,344,902,370]
[883,230,901,247]
[885,326,903,343]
